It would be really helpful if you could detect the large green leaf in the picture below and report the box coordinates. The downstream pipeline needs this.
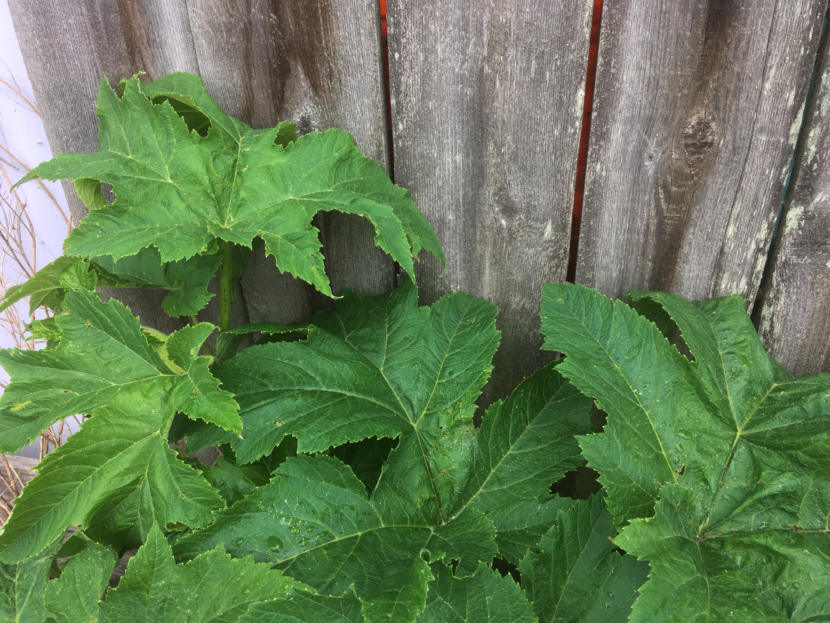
[18,73,443,298]
[617,484,830,622]
[519,495,647,622]
[2,527,302,621]
[0,289,239,453]
[540,283,724,522]
[31,524,297,622]
[541,283,830,618]
[417,563,536,622]
[174,454,495,623]
[0,387,224,562]
[216,281,501,524]
[176,285,595,620]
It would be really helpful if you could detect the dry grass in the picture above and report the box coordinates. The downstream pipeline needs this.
[0,454,37,525]
[0,79,74,524]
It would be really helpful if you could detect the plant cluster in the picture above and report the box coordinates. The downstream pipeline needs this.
[0,73,828,622]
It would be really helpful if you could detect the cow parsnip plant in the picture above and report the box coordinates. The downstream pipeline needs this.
[0,72,827,622]
[541,284,830,621]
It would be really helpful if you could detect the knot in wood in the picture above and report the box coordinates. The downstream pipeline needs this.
[681,114,717,167]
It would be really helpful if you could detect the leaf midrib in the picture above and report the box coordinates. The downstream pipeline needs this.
[449,390,572,522]
[270,523,434,567]
[334,312,449,523]
[550,510,608,621]
[556,300,679,484]
[700,382,777,532]
[0,426,163,560]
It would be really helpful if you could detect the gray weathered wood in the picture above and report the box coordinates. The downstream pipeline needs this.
[577,0,828,306]
[9,0,392,331]
[387,0,592,401]
[757,29,830,376]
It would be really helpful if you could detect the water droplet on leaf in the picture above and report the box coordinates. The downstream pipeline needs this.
[267,535,283,552]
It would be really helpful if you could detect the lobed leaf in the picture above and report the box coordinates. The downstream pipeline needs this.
[0,248,220,318]
[0,386,224,561]
[617,484,830,622]
[28,524,297,622]
[0,256,93,314]
[450,363,593,562]
[18,73,443,298]
[0,289,239,454]
[92,247,221,317]
[541,283,719,523]
[174,454,495,623]
[176,284,596,618]
[541,282,830,618]
[100,524,296,622]
[216,281,501,524]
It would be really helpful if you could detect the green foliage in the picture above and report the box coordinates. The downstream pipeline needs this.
[171,283,593,620]
[519,496,647,622]
[0,290,239,454]
[418,563,536,622]
[2,526,298,622]
[541,283,830,620]
[0,382,224,560]
[0,540,58,622]
[0,251,220,318]
[0,257,93,315]
[16,72,443,301]
[1,70,825,621]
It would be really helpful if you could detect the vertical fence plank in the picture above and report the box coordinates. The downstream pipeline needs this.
[387,0,593,401]
[8,0,391,329]
[9,1,190,333]
[757,27,830,376]
[577,0,827,306]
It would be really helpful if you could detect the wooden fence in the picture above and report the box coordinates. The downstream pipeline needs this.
[8,0,830,402]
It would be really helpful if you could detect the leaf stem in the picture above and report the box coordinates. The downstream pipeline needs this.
[219,241,232,332]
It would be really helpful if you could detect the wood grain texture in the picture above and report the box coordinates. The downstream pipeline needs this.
[387,0,593,401]
[9,0,392,332]
[756,27,830,376]
[577,0,828,306]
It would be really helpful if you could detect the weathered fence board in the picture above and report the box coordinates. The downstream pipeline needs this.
[757,29,830,376]
[7,0,830,385]
[9,0,391,329]
[387,0,593,400]
[576,0,827,306]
